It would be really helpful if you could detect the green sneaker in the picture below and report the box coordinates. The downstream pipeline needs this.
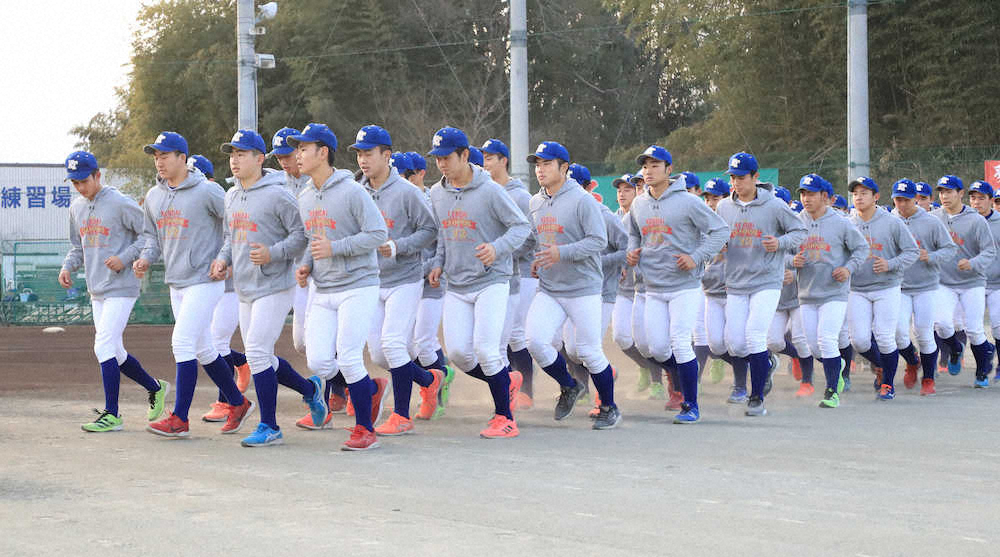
[82,409,124,432]
[648,382,666,400]
[709,359,725,384]
[636,367,651,392]
[836,360,846,394]
[147,379,170,421]
[819,388,840,408]
[433,366,456,419]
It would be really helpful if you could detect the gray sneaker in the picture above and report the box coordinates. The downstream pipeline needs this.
[592,405,622,430]
[745,396,767,416]
[555,381,587,420]
[763,353,778,396]
[727,386,748,404]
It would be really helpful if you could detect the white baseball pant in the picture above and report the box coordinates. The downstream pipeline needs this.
[935,286,987,345]
[725,289,782,358]
[612,294,635,350]
[897,290,939,354]
[211,290,239,357]
[800,301,848,359]
[413,296,444,367]
[367,281,423,370]
[631,292,651,358]
[693,289,708,346]
[290,279,313,353]
[91,296,137,364]
[767,307,811,357]
[562,301,613,365]
[305,285,379,383]
[499,290,519,367]
[169,281,224,364]
[704,295,727,356]
[442,282,509,375]
[508,276,538,352]
[238,287,295,374]
[848,287,901,353]
[644,287,702,364]
[987,288,1000,340]
[527,291,609,373]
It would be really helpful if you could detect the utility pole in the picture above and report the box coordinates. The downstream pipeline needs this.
[847,0,870,180]
[509,0,529,185]
[236,1,278,131]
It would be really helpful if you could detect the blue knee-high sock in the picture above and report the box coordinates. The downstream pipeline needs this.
[324,378,334,400]
[879,350,899,386]
[995,341,1000,373]
[329,372,347,398]
[389,365,412,418]
[347,375,375,431]
[465,364,489,382]
[228,350,247,367]
[99,358,122,416]
[210,355,234,403]
[780,339,800,359]
[541,352,576,388]
[921,348,939,379]
[410,360,434,387]
[486,368,512,419]
[971,341,994,376]
[859,346,882,369]
[956,330,967,349]
[203,356,245,406]
[172,359,199,422]
[821,357,842,391]
[119,354,160,392]
[253,367,279,429]
[509,347,534,397]
[275,357,314,398]
[748,351,770,399]
[799,356,814,384]
[591,365,616,408]
[733,356,748,389]
[899,343,919,366]
[840,345,854,377]
[693,345,710,376]
[426,350,448,372]
[675,358,698,406]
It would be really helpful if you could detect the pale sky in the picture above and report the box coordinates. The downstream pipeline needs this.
[0,1,145,164]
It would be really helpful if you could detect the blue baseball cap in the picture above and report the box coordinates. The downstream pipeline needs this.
[407,151,426,171]
[849,176,879,194]
[774,186,791,204]
[703,177,730,197]
[798,173,827,193]
[65,151,99,181]
[269,127,300,156]
[994,189,1000,200]
[390,152,412,174]
[188,154,214,178]
[680,171,701,189]
[144,131,188,156]
[891,179,917,199]
[931,202,941,209]
[725,152,758,176]
[914,181,932,197]
[937,175,963,190]
[612,173,635,188]
[789,200,804,213]
[527,141,570,164]
[287,123,338,152]
[969,180,994,197]
[468,146,484,167]
[635,145,672,166]
[428,127,469,156]
[629,170,644,184]
[481,138,510,160]
[350,125,392,150]
[568,163,591,186]
[832,194,849,208]
[221,129,267,154]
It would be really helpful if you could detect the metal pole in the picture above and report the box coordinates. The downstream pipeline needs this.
[237,0,257,131]
[509,0,529,185]
[847,0,869,180]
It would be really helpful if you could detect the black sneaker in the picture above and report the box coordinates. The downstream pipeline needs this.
[591,405,622,430]
[745,395,767,416]
[762,353,778,396]
[555,381,587,420]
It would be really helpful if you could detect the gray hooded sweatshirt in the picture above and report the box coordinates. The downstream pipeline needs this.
[891,206,957,294]
[794,207,869,305]
[139,169,226,289]
[505,177,535,281]
[626,178,729,293]
[429,165,531,295]
[528,180,607,297]
[217,171,308,303]
[283,171,312,266]
[932,205,997,289]
[298,169,388,294]
[600,202,628,303]
[716,184,808,295]
[848,208,920,292]
[776,254,800,311]
[984,210,1000,291]
[360,168,437,289]
[62,186,146,300]
[419,188,445,300]
[616,208,637,299]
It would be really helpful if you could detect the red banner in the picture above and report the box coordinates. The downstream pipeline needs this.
[986,160,1000,188]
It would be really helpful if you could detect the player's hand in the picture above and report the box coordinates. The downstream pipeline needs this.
[296,265,311,287]
[533,243,560,270]
[377,240,395,258]
[674,254,696,271]
[428,267,442,288]
[958,258,972,271]
[832,266,850,282]
[249,243,271,265]
[762,235,780,252]
[133,258,150,278]
[872,256,889,273]
[792,252,806,268]
[210,259,228,280]
[58,269,73,288]
[475,243,497,266]
[104,256,124,272]
[310,234,333,260]
[919,248,929,262]
[626,248,641,267]
[783,269,794,285]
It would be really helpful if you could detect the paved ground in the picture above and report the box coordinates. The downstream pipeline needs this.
[1,324,996,556]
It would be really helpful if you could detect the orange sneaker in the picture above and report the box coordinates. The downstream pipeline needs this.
[146,413,190,437]
[920,377,936,396]
[235,362,251,393]
[329,393,347,414]
[791,358,803,381]
[515,391,534,410]
[345,390,355,416]
[375,412,413,436]
[370,377,388,424]
[795,382,815,397]
[416,369,444,420]
[508,370,523,412]
[665,389,683,411]
[903,363,919,389]
[295,411,332,430]
[588,390,603,418]
[202,401,230,422]
[342,424,380,451]
[221,397,255,434]
[480,414,519,439]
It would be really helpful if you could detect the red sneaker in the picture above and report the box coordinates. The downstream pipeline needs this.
[589,391,602,418]
[329,393,347,414]
[515,391,533,410]
[920,377,936,396]
[903,363,919,389]
[375,412,413,436]
[235,362,251,393]
[221,398,255,434]
[665,390,683,411]
[342,424,380,451]
[147,413,190,438]
[371,377,388,425]
[791,358,803,381]
[795,382,814,397]
[345,390,355,416]
[295,411,332,430]
[508,370,523,413]
[201,401,230,422]
[480,414,519,439]
[416,369,444,420]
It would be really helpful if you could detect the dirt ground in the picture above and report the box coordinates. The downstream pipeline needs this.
[1,324,996,556]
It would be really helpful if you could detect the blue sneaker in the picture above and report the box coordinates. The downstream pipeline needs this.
[947,348,963,375]
[727,386,748,404]
[673,403,700,424]
[876,384,895,400]
[974,374,990,388]
[241,423,283,447]
[305,375,328,427]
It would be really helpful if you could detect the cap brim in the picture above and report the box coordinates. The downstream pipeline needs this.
[349,142,385,151]
[704,188,729,197]
[635,154,670,166]
[428,146,457,156]
[482,148,509,159]
[221,142,263,154]
[891,192,915,199]
[143,143,177,155]
[797,185,823,193]
[286,135,311,148]
[65,170,91,181]
[268,147,295,157]
[848,182,877,193]
[726,168,752,176]
[526,153,556,163]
